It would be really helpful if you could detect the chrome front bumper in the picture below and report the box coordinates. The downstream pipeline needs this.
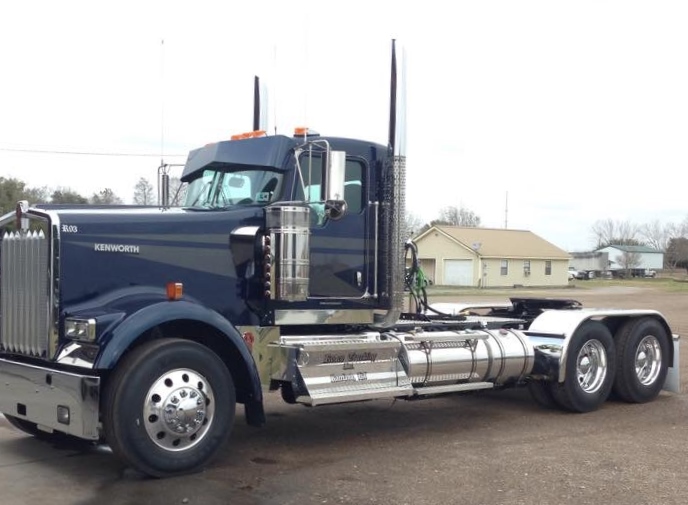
[0,358,100,440]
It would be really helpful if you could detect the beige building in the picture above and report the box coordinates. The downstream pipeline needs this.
[411,226,570,287]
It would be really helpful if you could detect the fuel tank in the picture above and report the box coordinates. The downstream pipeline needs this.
[396,328,535,386]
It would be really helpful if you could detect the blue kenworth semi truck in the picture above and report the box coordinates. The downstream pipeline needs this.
[0,42,680,477]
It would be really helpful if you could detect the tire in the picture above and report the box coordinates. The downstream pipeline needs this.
[527,380,560,410]
[612,317,670,403]
[550,321,616,413]
[103,339,236,477]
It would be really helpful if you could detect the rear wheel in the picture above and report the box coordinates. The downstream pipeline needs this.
[103,339,236,477]
[613,317,670,403]
[550,321,615,413]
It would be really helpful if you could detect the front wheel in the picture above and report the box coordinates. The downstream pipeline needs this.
[103,339,236,477]
[613,317,670,403]
[550,321,616,413]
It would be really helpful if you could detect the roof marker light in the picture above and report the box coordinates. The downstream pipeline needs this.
[230,130,266,141]
[293,127,320,138]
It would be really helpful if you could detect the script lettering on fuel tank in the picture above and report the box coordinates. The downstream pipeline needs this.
[330,372,368,383]
[347,351,377,362]
[323,354,345,364]
[322,351,378,365]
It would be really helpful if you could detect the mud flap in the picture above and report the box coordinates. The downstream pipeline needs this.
[663,335,681,394]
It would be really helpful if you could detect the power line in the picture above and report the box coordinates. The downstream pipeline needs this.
[0,147,186,157]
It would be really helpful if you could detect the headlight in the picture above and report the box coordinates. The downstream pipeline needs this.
[64,318,97,341]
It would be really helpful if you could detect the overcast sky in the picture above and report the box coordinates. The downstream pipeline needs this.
[1,0,687,251]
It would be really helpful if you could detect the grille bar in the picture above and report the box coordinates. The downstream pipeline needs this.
[1,230,50,357]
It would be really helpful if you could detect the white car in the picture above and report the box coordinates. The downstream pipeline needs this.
[568,267,586,280]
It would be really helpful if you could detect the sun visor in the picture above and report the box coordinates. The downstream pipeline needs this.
[181,135,297,181]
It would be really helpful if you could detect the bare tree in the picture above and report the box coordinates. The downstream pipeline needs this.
[438,205,481,227]
[169,177,187,206]
[133,178,154,205]
[90,188,123,205]
[640,220,672,251]
[679,215,688,238]
[616,251,642,277]
[404,212,424,239]
[665,237,688,272]
[591,219,640,248]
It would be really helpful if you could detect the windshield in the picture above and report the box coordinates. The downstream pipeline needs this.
[184,168,283,209]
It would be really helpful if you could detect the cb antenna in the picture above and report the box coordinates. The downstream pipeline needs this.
[160,39,166,166]
[158,38,170,207]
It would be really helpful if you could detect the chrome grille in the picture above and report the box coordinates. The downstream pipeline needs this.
[1,230,50,357]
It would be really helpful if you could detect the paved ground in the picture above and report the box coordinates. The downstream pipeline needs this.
[1,285,687,505]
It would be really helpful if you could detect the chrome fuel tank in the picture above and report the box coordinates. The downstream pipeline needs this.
[397,329,534,386]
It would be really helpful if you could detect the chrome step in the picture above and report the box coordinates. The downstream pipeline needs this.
[301,384,413,406]
[413,381,494,396]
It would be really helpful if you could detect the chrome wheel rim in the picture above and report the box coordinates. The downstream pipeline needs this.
[143,368,215,451]
[635,335,662,386]
[576,339,607,394]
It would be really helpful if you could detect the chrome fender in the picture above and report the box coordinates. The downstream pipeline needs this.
[527,309,679,391]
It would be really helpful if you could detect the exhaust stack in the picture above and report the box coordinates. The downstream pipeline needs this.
[375,39,407,327]
[253,76,269,132]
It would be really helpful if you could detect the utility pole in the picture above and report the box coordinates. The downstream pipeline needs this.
[504,191,509,228]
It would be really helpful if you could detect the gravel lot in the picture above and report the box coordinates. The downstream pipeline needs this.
[1,284,686,505]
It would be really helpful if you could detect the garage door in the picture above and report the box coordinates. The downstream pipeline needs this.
[444,259,473,286]
[419,259,436,284]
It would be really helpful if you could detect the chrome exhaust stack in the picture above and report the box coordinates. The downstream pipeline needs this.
[253,75,269,133]
[375,39,407,327]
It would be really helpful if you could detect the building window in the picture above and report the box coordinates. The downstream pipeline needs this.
[500,260,509,276]
[523,260,531,276]
[545,260,552,275]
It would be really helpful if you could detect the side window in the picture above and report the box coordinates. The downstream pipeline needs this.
[500,260,509,276]
[545,260,552,276]
[344,160,364,214]
[294,156,324,202]
[294,155,365,216]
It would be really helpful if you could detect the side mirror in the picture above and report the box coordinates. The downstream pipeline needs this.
[325,151,346,201]
[324,150,347,220]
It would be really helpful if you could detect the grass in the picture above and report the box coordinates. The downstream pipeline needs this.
[424,275,688,297]
[572,277,688,292]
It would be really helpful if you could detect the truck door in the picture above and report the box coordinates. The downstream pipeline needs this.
[295,155,368,298]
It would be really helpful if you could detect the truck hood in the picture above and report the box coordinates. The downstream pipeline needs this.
[44,205,264,324]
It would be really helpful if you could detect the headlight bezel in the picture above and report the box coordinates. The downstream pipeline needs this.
[64,318,97,342]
